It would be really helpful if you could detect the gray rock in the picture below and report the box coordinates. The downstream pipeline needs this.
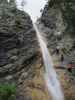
[40,0,75,62]
[5,75,13,80]
[0,0,39,76]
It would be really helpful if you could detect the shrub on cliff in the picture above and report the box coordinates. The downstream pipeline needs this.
[0,84,16,100]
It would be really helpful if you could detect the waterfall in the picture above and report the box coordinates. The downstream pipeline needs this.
[15,0,64,99]
[34,23,64,100]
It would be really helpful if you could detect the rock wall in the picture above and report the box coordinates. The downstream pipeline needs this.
[40,1,65,47]
[40,0,75,62]
[0,0,39,76]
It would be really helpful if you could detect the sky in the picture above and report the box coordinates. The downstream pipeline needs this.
[16,0,47,22]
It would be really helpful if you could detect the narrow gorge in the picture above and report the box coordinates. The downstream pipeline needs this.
[0,0,75,100]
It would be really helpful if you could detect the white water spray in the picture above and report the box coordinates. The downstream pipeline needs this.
[34,23,64,100]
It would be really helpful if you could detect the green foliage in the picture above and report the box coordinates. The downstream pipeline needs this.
[0,84,16,100]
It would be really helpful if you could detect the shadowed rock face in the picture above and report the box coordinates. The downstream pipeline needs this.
[0,0,39,76]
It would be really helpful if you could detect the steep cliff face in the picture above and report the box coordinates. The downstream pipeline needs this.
[40,0,75,62]
[0,0,39,76]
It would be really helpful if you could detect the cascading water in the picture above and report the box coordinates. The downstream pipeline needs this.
[15,0,64,100]
[34,23,64,100]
